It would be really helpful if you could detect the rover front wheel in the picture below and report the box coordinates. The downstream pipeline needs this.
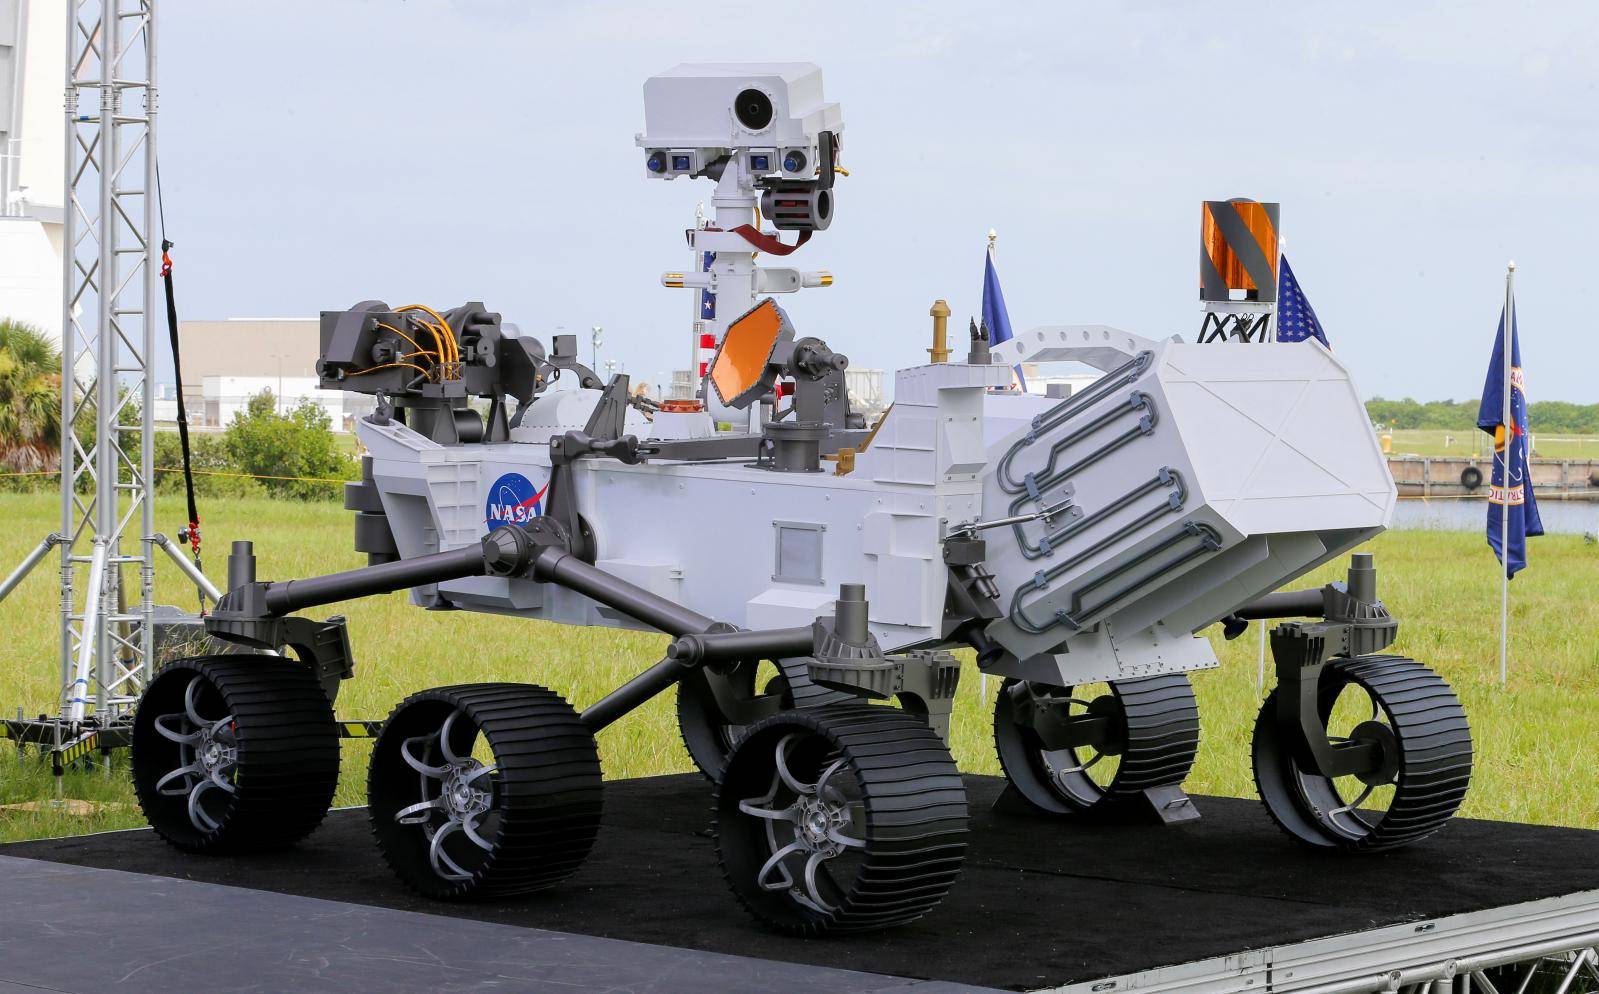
[130,656,339,853]
[368,683,602,900]
[714,705,968,934]
[1252,655,1472,852]
[993,674,1200,815]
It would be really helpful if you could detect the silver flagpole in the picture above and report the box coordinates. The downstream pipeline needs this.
[1499,261,1515,687]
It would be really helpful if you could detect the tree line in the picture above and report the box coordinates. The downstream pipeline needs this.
[1365,397,1599,434]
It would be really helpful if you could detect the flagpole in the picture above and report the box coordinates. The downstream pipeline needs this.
[1499,261,1515,686]
[981,227,997,705]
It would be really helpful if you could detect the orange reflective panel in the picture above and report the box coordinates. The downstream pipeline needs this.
[711,298,784,404]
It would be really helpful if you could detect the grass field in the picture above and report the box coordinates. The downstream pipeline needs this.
[1378,427,1599,460]
[1,492,1595,845]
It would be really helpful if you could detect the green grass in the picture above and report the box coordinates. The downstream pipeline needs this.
[1378,427,1599,460]
[1,492,1595,844]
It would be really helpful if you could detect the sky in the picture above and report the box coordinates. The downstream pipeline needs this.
[153,0,1599,403]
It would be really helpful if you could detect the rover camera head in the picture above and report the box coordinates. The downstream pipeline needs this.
[636,63,843,182]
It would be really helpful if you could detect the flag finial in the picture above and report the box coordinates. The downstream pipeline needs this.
[1507,259,1516,272]
[987,229,997,249]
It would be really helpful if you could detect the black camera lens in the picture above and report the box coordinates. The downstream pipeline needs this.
[734,88,774,131]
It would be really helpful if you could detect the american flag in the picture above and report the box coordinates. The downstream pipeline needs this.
[1276,255,1329,347]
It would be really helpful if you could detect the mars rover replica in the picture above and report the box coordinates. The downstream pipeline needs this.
[129,64,1473,934]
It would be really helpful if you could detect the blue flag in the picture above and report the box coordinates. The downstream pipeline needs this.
[1477,306,1542,577]
[1276,255,1329,347]
[982,249,1025,390]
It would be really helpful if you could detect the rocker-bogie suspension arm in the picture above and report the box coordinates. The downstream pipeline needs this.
[210,529,832,734]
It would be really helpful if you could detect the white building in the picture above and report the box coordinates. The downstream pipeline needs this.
[0,0,65,342]
[200,375,362,431]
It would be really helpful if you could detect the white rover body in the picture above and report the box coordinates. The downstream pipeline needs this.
[360,328,1394,689]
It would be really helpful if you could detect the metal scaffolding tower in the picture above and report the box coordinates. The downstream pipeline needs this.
[0,0,164,762]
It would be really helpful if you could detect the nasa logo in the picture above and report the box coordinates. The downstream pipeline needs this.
[484,472,548,530]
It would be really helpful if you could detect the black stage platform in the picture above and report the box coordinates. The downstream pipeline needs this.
[4,774,1598,993]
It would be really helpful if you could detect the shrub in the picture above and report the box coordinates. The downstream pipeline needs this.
[222,391,356,500]
[154,431,261,499]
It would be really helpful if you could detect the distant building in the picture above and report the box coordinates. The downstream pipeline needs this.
[175,318,373,430]
[0,0,65,342]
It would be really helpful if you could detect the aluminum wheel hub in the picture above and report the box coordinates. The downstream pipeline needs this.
[442,764,492,818]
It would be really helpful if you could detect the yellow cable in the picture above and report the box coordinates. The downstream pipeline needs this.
[346,360,430,379]
[376,321,438,363]
[399,304,461,367]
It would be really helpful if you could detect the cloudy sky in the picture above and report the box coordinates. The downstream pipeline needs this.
[156,0,1597,402]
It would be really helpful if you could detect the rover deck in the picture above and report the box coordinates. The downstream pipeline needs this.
[3,774,1596,994]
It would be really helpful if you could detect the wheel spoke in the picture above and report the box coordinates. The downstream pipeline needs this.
[461,813,494,851]
[208,766,236,794]
[153,713,200,744]
[1052,748,1102,777]
[155,761,203,795]
[801,851,835,912]
[814,757,848,799]
[187,778,223,832]
[183,676,213,726]
[1330,781,1377,816]
[428,820,473,881]
[757,841,803,891]
[738,799,799,823]
[774,734,814,795]
[462,764,496,786]
[394,798,444,825]
[400,734,450,777]
[826,803,867,849]
[438,710,466,765]
[210,716,236,742]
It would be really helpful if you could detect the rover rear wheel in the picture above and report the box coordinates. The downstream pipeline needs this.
[714,705,968,935]
[678,657,852,783]
[131,656,339,854]
[1252,655,1472,852]
[368,683,602,900]
[993,674,1200,815]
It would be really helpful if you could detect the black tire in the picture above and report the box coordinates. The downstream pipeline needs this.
[368,683,602,900]
[678,657,852,783]
[993,674,1199,815]
[130,656,339,854]
[1460,466,1484,491]
[1253,655,1473,852]
[714,705,968,935]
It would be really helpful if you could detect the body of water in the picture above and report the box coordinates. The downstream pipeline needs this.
[1394,498,1597,535]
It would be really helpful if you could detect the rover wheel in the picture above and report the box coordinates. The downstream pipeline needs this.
[678,657,852,783]
[368,683,602,900]
[131,656,339,854]
[715,705,968,934]
[1253,655,1472,852]
[993,674,1199,815]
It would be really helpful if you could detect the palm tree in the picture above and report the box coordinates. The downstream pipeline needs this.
[0,318,63,473]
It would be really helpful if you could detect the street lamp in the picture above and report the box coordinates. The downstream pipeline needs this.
[591,325,603,370]
[266,351,293,416]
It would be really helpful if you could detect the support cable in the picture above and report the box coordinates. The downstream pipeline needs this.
[155,157,204,611]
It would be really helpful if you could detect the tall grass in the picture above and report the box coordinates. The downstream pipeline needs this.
[1,492,1594,844]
